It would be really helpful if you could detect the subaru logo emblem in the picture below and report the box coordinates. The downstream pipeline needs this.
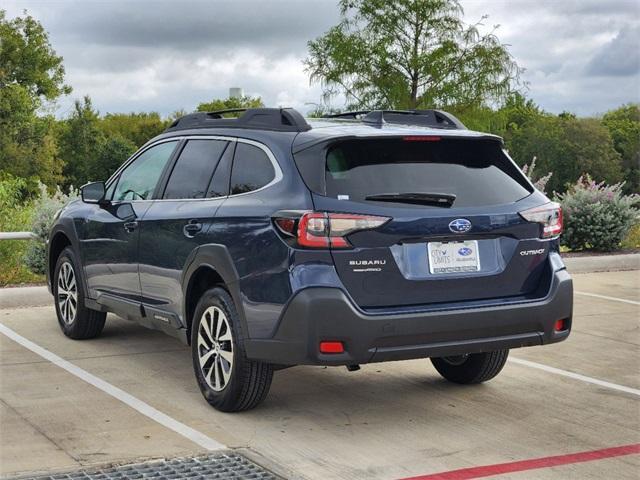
[458,247,472,256]
[449,219,472,233]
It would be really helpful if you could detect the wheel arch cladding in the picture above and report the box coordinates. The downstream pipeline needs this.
[182,245,246,343]
[185,266,226,338]
[49,230,72,286]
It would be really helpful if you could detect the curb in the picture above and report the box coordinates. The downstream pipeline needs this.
[562,253,640,274]
[0,286,50,309]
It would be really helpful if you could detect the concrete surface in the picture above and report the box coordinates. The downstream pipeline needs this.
[0,286,50,310]
[0,270,638,479]
[563,253,640,274]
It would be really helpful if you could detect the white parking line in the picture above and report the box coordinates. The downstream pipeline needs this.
[575,291,640,306]
[509,357,640,397]
[0,322,226,451]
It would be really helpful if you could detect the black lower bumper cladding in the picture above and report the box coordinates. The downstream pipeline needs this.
[245,268,573,366]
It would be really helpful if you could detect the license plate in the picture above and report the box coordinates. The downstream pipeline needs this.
[428,240,480,274]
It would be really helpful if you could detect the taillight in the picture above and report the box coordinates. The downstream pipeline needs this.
[520,202,563,238]
[296,212,390,248]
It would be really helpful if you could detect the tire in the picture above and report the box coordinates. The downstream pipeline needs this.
[191,287,273,412]
[431,350,509,384]
[53,247,106,339]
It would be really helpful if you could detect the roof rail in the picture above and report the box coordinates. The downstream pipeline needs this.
[323,110,371,119]
[323,109,466,130]
[165,107,311,133]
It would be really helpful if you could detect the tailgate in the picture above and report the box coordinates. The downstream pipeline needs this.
[295,136,552,309]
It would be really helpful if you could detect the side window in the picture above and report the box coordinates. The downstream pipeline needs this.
[113,141,177,201]
[207,142,234,198]
[163,140,228,199]
[230,143,276,195]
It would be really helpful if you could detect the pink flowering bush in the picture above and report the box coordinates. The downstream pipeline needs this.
[521,157,553,195]
[556,175,639,251]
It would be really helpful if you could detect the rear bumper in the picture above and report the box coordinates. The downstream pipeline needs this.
[244,268,573,366]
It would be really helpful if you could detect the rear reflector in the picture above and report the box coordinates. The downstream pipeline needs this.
[274,217,296,236]
[319,341,344,354]
[519,202,563,238]
[554,319,568,332]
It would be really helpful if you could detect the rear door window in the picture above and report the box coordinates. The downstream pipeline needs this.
[230,143,275,195]
[323,138,532,207]
[163,140,228,199]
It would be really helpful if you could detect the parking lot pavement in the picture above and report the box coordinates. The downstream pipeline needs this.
[0,270,638,480]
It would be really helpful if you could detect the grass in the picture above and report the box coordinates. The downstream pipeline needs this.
[0,239,44,286]
[621,223,640,250]
[0,199,45,287]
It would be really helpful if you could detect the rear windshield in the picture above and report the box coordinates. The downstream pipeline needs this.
[310,138,532,207]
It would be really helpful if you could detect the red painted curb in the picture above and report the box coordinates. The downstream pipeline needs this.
[399,443,640,480]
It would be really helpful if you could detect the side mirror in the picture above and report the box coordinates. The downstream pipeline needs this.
[81,181,106,204]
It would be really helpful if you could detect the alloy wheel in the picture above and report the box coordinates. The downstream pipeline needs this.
[442,354,469,366]
[197,306,234,392]
[57,261,78,325]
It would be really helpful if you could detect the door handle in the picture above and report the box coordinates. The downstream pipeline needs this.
[183,220,203,237]
[124,221,138,232]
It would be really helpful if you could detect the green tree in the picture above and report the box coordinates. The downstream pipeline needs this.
[0,9,71,186]
[0,10,70,100]
[100,112,168,148]
[196,95,264,116]
[602,104,639,193]
[91,136,136,182]
[507,115,624,193]
[58,96,105,187]
[455,93,543,135]
[305,0,522,110]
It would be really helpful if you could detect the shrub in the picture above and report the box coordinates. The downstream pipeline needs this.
[23,183,79,275]
[521,156,553,195]
[621,222,640,250]
[0,174,39,285]
[556,175,639,252]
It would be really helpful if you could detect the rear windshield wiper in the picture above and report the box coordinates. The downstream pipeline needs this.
[365,192,456,207]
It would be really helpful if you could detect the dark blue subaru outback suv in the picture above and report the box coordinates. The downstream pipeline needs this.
[47,108,572,412]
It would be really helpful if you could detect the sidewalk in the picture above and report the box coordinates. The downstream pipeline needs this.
[562,252,640,274]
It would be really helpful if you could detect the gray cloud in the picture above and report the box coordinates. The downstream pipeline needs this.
[38,1,339,55]
[3,0,640,117]
[586,26,640,76]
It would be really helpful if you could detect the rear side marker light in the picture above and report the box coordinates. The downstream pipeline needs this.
[555,319,568,332]
[320,341,344,354]
[519,202,563,238]
[296,212,390,249]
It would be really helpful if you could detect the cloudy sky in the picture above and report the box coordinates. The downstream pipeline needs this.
[4,0,640,117]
